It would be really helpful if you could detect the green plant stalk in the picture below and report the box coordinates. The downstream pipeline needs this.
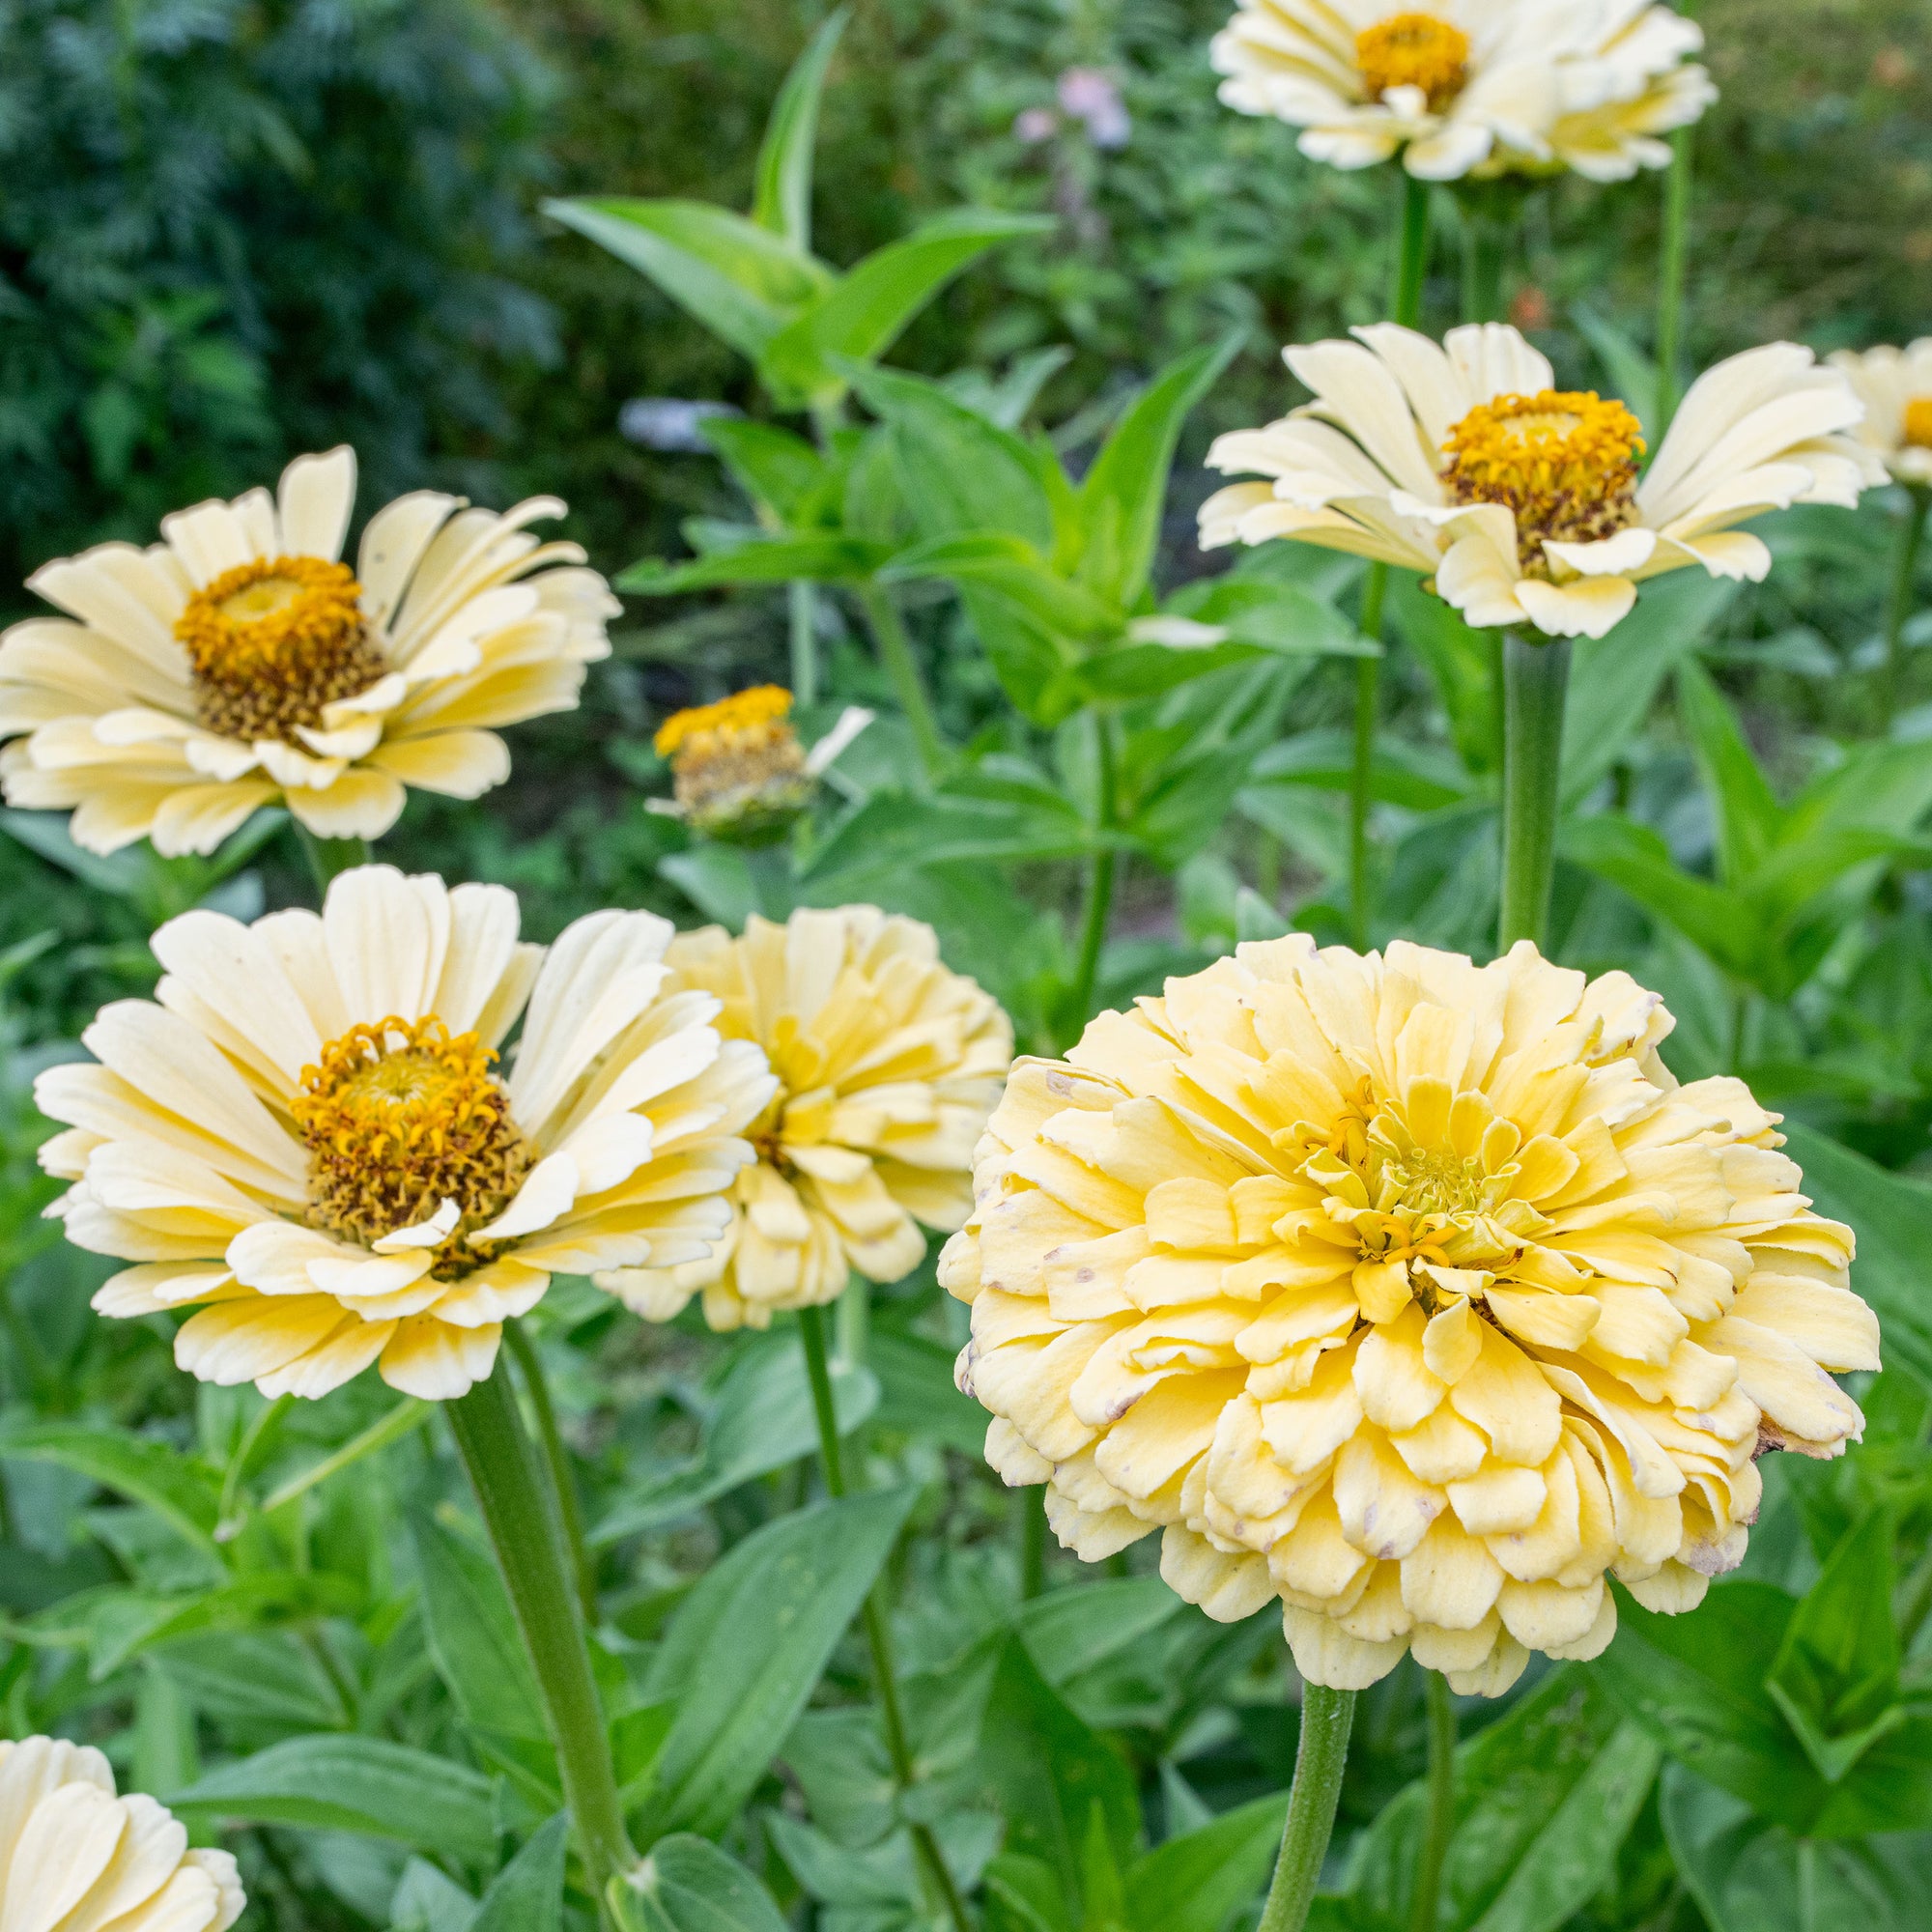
[293,826,371,897]
[1498,632,1574,951]
[447,1369,636,1905]
[1068,711,1120,1037]
[1019,1485,1048,1601]
[1257,1685,1357,1932]
[259,1396,428,1516]
[789,580,819,709]
[214,1393,294,1543]
[1460,215,1506,326]
[1653,126,1694,432]
[506,1321,599,1627]
[837,1271,871,1369]
[1882,486,1930,731]
[798,1306,972,1932]
[1408,1670,1457,1932]
[856,582,945,780]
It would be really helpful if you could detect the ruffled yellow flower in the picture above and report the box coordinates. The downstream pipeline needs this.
[1829,341,1932,488]
[1202,323,1882,639]
[39,865,774,1400]
[1210,0,1713,183]
[943,938,1879,1695]
[0,1735,242,1932]
[0,447,617,855]
[600,907,1012,1330]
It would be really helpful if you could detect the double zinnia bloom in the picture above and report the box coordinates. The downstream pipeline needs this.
[944,939,1878,1693]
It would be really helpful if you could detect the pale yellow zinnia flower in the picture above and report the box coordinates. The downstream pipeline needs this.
[1201,323,1881,639]
[0,447,617,855]
[1829,341,1932,488]
[39,865,774,1400]
[0,1736,242,1932]
[943,938,1878,1695]
[1210,0,1712,184]
[600,907,1013,1330]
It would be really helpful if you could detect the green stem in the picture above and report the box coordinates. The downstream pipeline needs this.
[1257,1685,1357,1932]
[1068,712,1119,1038]
[1018,1485,1048,1601]
[1654,126,1695,433]
[836,1272,870,1370]
[1882,486,1929,732]
[798,1307,972,1932]
[214,1393,294,1543]
[1392,173,1433,328]
[447,1369,635,1902]
[789,580,819,709]
[857,582,945,781]
[259,1397,428,1517]
[1497,632,1573,952]
[1797,1838,1818,1932]
[293,826,371,899]
[1460,214,1506,326]
[506,1321,598,1628]
[1408,1671,1456,1932]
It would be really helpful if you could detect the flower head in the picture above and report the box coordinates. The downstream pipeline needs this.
[0,1736,242,1932]
[40,865,774,1400]
[0,448,618,856]
[1210,0,1713,183]
[1202,323,1882,638]
[600,907,1012,1331]
[1829,341,1932,487]
[943,938,1879,1694]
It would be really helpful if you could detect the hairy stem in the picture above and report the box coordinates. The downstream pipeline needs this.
[506,1320,598,1627]
[1498,632,1574,952]
[1258,1685,1357,1932]
[1409,1671,1457,1932]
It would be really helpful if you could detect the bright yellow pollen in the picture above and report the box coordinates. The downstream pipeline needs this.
[1441,389,1647,576]
[291,1014,530,1279]
[174,554,386,744]
[654,684,794,758]
[1904,397,1932,451]
[1355,13,1471,111]
[654,684,810,841]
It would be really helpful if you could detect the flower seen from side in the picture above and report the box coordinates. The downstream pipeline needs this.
[600,906,1013,1331]
[0,1735,243,1932]
[0,447,618,856]
[943,938,1879,1694]
[39,865,774,1400]
[1829,340,1932,487]
[1201,322,1882,639]
[1210,0,1714,183]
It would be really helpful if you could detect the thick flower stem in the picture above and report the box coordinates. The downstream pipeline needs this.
[1408,1671,1457,1932]
[1258,1685,1357,1932]
[856,582,945,781]
[447,1368,636,1903]
[1069,711,1120,1037]
[294,826,371,897]
[506,1320,598,1627]
[789,580,819,709]
[1882,486,1929,731]
[798,1306,972,1932]
[1654,125,1695,433]
[1018,1485,1048,1600]
[1498,632,1573,952]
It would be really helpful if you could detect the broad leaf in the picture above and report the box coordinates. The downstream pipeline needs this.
[473,1814,568,1932]
[1387,576,1497,778]
[1018,1578,1179,1690]
[0,1421,221,1553]
[1677,657,1782,887]
[751,8,848,248]
[619,533,893,592]
[701,417,825,524]
[883,533,1117,640]
[619,1835,789,1932]
[1559,816,1761,980]
[1123,1790,1289,1932]
[411,1511,546,1743]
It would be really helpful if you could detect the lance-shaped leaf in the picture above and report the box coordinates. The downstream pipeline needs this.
[620,1836,790,1932]
[619,533,895,593]
[882,533,1118,641]
[0,1420,222,1553]
[751,8,849,249]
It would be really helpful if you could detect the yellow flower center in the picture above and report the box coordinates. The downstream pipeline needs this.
[1904,396,1932,451]
[1441,390,1646,576]
[655,684,810,841]
[291,1015,531,1279]
[1355,13,1471,111]
[174,554,388,744]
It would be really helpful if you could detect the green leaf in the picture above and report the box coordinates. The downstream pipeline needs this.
[1246,729,1473,811]
[473,1814,568,1932]
[170,1735,497,1860]
[701,417,825,524]
[619,1834,789,1932]
[390,1859,479,1932]
[0,1421,222,1553]
[1387,575,1497,778]
[618,533,892,592]
[883,533,1116,640]
[758,210,1052,404]
[1075,334,1239,609]
[411,1511,546,1743]
[1018,1578,1179,1690]
[804,788,1094,888]
[1676,657,1782,887]
[543,198,829,362]
[1123,1789,1289,1932]
[638,1488,917,1838]
[751,8,848,249]
[1559,816,1763,981]
[867,1328,991,1456]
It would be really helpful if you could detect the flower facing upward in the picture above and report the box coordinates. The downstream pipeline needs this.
[0,447,618,855]
[0,1736,242,1932]
[1210,0,1713,184]
[943,939,1878,1694]
[39,866,774,1400]
[1829,341,1932,487]
[599,907,1012,1331]
[1202,323,1881,639]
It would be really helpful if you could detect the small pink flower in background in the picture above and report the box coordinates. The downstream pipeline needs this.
[1057,67,1132,149]
[1013,105,1059,145]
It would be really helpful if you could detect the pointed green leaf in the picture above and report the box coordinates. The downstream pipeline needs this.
[410,1511,546,1743]
[752,8,849,248]
[618,533,893,592]
[1559,816,1764,980]
[1387,573,1499,777]
[619,1836,789,1932]
[473,1814,568,1932]
[700,417,825,524]
[883,532,1117,639]
[1676,657,1782,888]
[1122,1791,1288,1932]
[0,1421,222,1553]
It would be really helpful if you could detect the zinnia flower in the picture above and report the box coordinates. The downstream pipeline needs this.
[0,1736,242,1932]
[1829,341,1932,487]
[599,907,1012,1331]
[1210,1,1712,184]
[1201,323,1881,639]
[943,938,1878,1694]
[0,448,617,856]
[39,865,773,1400]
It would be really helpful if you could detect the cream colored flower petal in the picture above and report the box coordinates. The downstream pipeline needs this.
[92,1262,235,1318]
[1442,322,1556,404]
[357,490,461,629]
[1513,576,1638,639]
[371,1199,462,1253]
[363,728,510,799]
[1435,530,1530,631]
[426,882,526,1037]
[6,1778,128,1929]
[1284,338,1442,499]
[283,768,407,840]
[322,865,451,1028]
[470,1151,581,1243]
[156,497,256,588]
[430,1259,551,1329]
[1542,527,1659,577]
[379,1315,500,1400]
[255,1318,395,1403]
[1283,1605,1406,1690]
[276,447,356,562]
[176,1293,353,1386]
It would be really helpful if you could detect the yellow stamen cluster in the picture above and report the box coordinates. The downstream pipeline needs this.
[291,1014,529,1278]
[1355,13,1471,111]
[654,684,810,841]
[175,555,386,744]
[1442,390,1646,574]
[1905,397,1932,452]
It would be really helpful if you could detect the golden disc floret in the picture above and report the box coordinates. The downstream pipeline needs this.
[1905,397,1932,452]
[174,554,387,743]
[654,684,811,840]
[1354,13,1471,111]
[291,1013,530,1277]
[654,684,795,757]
